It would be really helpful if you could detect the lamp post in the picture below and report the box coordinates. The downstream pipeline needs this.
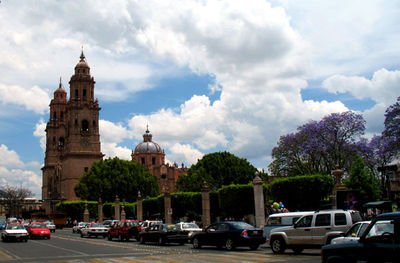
[137,191,143,221]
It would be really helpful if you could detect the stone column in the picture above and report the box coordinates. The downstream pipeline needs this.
[137,191,143,221]
[114,195,120,220]
[83,202,90,222]
[97,197,103,223]
[164,193,172,224]
[331,165,346,209]
[253,173,265,228]
[121,204,126,220]
[201,181,211,228]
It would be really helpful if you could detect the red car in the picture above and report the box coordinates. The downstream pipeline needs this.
[107,220,140,241]
[27,222,51,239]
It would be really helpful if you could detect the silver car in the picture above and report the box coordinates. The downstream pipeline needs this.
[330,221,370,244]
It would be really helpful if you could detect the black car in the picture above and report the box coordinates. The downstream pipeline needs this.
[138,223,188,245]
[189,221,265,251]
[321,212,400,263]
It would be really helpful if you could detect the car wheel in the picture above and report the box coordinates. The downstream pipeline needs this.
[118,234,123,242]
[107,234,112,241]
[80,233,84,238]
[271,237,286,254]
[192,237,201,249]
[249,244,259,250]
[139,236,145,244]
[225,238,235,251]
[292,248,303,254]
[158,236,165,245]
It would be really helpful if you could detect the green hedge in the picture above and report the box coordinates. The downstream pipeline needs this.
[269,174,334,211]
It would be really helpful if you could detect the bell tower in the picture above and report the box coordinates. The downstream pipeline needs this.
[42,51,103,213]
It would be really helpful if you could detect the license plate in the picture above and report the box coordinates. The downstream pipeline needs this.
[253,231,258,234]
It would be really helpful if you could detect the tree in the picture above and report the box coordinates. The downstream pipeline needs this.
[176,151,258,192]
[0,185,33,217]
[383,96,400,157]
[74,157,159,202]
[344,156,382,205]
[269,111,366,176]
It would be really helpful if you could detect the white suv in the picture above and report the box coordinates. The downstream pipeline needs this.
[269,209,362,254]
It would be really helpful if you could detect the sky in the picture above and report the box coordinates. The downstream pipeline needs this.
[0,0,399,199]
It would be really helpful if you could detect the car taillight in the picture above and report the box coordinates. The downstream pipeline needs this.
[241,230,248,237]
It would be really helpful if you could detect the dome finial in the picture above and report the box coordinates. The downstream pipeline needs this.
[80,46,85,61]
[146,124,149,133]
[58,76,64,89]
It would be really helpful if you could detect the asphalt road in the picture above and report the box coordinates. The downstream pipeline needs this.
[0,228,321,263]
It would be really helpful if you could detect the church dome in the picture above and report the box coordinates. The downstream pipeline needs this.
[134,128,163,154]
[74,50,90,75]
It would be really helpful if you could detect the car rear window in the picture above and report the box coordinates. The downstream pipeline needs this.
[230,222,255,230]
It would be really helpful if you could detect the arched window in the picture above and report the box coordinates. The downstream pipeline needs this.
[53,112,56,120]
[60,112,64,121]
[58,137,65,147]
[75,89,79,98]
[83,89,87,99]
[81,120,89,132]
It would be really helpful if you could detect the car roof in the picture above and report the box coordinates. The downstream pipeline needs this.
[375,212,400,220]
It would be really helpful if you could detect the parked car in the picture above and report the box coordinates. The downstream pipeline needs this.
[1,224,29,242]
[80,223,108,238]
[330,221,370,244]
[269,209,362,254]
[72,222,88,233]
[138,223,188,245]
[321,212,400,263]
[107,220,140,241]
[189,221,266,251]
[264,211,314,240]
[26,222,51,239]
[44,220,56,233]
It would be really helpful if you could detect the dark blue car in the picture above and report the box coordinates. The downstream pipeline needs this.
[189,221,265,251]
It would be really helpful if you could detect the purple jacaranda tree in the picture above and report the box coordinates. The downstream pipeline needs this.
[269,111,366,176]
[383,96,400,155]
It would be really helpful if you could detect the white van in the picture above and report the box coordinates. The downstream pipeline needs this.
[264,211,314,240]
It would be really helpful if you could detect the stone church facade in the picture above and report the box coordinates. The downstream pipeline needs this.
[42,51,103,214]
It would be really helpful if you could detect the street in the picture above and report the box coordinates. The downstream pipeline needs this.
[0,228,321,263]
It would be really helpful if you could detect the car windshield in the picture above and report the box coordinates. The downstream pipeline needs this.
[31,223,47,228]
[365,220,394,238]
[230,222,255,230]
[6,224,25,230]
[181,223,199,229]
[90,224,104,228]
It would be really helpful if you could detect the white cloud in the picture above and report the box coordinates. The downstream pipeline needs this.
[0,144,42,198]
[0,84,50,114]
[33,119,47,152]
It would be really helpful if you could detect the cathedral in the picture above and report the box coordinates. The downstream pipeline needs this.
[42,52,186,214]
[42,51,103,214]
[131,127,188,193]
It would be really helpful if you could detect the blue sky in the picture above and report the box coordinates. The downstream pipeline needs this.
[0,0,399,198]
